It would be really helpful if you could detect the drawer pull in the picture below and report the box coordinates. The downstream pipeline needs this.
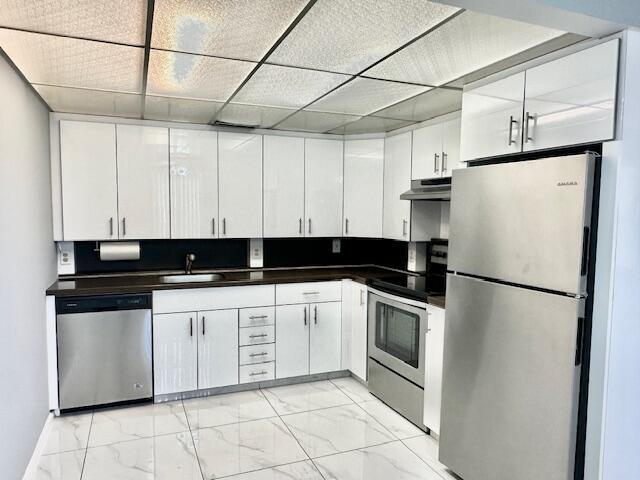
[303,291,320,295]
[249,333,268,339]
[249,315,268,320]
[249,352,268,358]
[249,370,268,377]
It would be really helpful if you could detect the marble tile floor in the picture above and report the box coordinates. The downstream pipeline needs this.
[34,377,460,480]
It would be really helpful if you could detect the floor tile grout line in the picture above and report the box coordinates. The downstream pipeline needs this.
[182,398,207,480]
[400,437,452,480]
[79,411,93,479]
[350,398,406,441]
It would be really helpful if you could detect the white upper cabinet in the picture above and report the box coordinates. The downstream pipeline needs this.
[304,138,344,237]
[383,132,412,241]
[263,135,305,238]
[412,123,443,180]
[441,117,462,177]
[460,72,525,161]
[60,121,118,241]
[522,39,619,152]
[343,139,384,238]
[116,125,170,239]
[218,132,263,238]
[169,129,218,239]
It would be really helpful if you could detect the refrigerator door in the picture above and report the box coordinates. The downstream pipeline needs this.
[440,274,584,480]
[448,153,594,295]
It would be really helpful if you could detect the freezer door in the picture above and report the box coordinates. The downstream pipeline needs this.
[439,274,583,480]
[449,153,594,295]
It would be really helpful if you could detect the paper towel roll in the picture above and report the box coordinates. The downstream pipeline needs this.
[99,242,140,261]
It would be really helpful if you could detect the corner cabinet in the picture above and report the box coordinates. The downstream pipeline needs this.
[461,39,619,161]
[383,132,412,241]
[60,121,119,241]
[343,139,384,238]
[218,132,263,238]
[170,129,218,239]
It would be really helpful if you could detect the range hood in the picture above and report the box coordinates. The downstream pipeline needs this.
[400,178,451,201]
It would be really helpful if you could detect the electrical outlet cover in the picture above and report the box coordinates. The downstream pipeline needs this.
[332,239,341,253]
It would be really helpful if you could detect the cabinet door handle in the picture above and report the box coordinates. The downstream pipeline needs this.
[189,317,193,337]
[109,217,114,236]
[308,218,311,234]
[345,218,349,235]
[299,218,302,234]
[360,290,365,306]
[249,315,268,320]
[508,116,518,146]
[249,333,268,339]
[202,316,205,336]
[212,218,215,235]
[524,112,534,143]
[402,219,407,236]
[314,305,318,325]
[303,291,320,295]
[304,306,307,326]
[249,370,267,377]
[442,152,447,173]
[434,153,440,173]
[122,217,126,237]
[249,352,268,358]
[222,218,226,235]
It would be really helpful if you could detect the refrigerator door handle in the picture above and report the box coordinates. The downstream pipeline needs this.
[575,317,584,366]
[580,227,590,276]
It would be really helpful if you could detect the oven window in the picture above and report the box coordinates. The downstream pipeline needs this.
[375,302,420,368]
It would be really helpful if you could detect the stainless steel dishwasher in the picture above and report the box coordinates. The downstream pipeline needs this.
[56,294,152,411]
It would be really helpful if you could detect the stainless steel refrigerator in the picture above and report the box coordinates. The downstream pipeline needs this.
[440,153,595,480]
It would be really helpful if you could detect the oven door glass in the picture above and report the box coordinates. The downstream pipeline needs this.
[375,302,420,368]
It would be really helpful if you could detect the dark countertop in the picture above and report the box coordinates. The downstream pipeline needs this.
[46,265,446,307]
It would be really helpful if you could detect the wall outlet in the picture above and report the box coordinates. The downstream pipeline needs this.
[248,238,264,268]
[57,241,76,275]
[332,239,341,253]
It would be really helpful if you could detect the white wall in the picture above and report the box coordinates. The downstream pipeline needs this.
[0,53,57,478]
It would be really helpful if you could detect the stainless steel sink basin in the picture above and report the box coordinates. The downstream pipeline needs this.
[160,273,224,284]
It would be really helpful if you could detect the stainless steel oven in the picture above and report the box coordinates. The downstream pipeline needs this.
[367,288,427,429]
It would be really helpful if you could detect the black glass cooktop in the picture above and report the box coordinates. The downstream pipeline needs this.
[368,274,445,302]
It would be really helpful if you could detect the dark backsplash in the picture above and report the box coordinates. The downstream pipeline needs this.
[74,238,409,274]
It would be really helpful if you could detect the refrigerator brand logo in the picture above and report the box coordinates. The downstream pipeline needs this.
[557,181,578,187]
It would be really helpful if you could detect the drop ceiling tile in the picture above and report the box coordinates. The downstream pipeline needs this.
[33,85,142,117]
[276,110,361,133]
[152,0,307,62]
[144,95,223,123]
[328,116,415,135]
[365,11,565,86]
[216,103,296,129]
[308,77,429,116]
[371,87,462,121]
[268,0,459,74]
[146,49,255,102]
[0,0,147,45]
[232,64,350,110]
[0,29,144,92]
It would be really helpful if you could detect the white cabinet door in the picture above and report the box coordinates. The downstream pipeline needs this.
[116,125,170,239]
[523,40,619,152]
[170,129,218,239]
[218,132,263,238]
[275,304,309,378]
[60,121,119,240]
[460,72,525,161]
[343,139,383,238]
[411,123,443,180]
[423,305,445,435]
[383,132,412,241]
[309,301,342,375]
[304,138,344,237]
[263,135,305,238]
[341,281,353,372]
[350,284,368,381]
[153,312,197,395]
[198,309,238,390]
[441,117,463,178]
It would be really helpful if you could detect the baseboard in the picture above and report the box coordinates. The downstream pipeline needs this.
[22,412,53,480]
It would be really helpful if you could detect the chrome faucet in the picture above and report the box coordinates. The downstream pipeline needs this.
[185,253,196,274]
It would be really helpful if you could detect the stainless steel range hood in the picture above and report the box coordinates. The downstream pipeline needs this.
[400,178,451,201]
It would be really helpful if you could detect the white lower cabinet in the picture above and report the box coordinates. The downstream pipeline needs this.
[309,301,342,375]
[240,362,275,384]
[240,344,276,365]
[153,312,198,395]
[198,309,238,390]
[341,280,368,381]
[423,305,445,435]
[275,304,310,379]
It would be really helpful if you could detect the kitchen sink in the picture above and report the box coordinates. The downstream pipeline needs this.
[159,273,224,284]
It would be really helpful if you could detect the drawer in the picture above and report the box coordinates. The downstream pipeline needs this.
[239,306,275,328]
[239,325,275,346]
[239,362,275,384]
[239,343,276,366]
[276,281,342,305]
